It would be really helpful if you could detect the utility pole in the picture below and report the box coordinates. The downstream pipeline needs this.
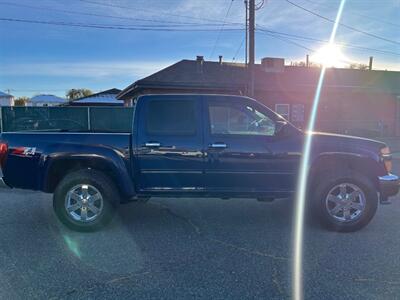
[369,56,373,71]
[244,0,248,66]
[248,0,255,97]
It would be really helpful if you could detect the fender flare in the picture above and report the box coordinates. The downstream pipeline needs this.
[39,143,135,197]
[309,151,383,189]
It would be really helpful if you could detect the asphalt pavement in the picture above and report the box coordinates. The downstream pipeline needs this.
[1,171,400,299]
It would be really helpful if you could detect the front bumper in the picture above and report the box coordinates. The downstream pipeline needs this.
[379,173,400,198]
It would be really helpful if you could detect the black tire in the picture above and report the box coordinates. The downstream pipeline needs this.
[312,171,378,232]
[53,169,120,232]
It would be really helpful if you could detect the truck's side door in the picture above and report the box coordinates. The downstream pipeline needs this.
[203,96,299,197]
[135,96,204,194]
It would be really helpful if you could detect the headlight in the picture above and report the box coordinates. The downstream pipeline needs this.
[380,146,392,173]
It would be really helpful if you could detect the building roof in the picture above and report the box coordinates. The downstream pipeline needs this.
[71,88,123,105]
[30,94,67,103]
[118,60,247,99]
[0,91,14,97]
[118,58,400,100]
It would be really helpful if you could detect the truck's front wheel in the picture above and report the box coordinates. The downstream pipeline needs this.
[313,172,378,232]
[53,170,119,231]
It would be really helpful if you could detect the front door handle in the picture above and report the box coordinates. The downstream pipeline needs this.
[145,142,161,147]
[209,143,227,149]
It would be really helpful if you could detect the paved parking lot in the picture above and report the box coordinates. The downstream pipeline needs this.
[1,183,400,299]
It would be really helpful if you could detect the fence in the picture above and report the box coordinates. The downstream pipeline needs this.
[0,106,134,133]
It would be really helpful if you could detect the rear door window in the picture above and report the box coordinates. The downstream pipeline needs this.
[146,100,197,135]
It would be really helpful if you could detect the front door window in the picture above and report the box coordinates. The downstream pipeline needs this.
[209,103,276,136]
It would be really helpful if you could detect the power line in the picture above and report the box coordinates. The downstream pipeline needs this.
[258,30,390,67]
[258,30,316,52]
[302,0,400,29]
[255,0,266,10]
[232,36,246,62]
[257,28,400,57]
[78,0,243,26]
[75,0,400,56]
[2,5,398,59]
[285,0,400,46]
[0,17,244,32]
[2,18,397,59]
[10,0,396,56]
[0,1,225,27]
[209,0,235,59]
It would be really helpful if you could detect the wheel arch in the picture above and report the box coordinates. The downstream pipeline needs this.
[41,149,135,198]
[309,153,381,191]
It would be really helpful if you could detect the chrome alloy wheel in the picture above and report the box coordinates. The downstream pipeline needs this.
[65,184,104,222]
[325,183,366,222]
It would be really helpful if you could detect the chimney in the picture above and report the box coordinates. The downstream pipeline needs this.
[196,55,204,73]
[369,56,373,71]
[219,55,223,64]
[306,54,309,67]
[261,57,285,72]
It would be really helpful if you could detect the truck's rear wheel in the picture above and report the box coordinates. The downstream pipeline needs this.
[53,170,119,231]
[313,171,378,232]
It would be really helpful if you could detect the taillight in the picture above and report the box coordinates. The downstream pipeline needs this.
[380,146,392,173]
[0,143,8,168]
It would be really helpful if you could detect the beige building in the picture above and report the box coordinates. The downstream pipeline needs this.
[0,91,14,106]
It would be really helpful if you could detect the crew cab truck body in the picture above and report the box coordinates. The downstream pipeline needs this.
[0,94,398,232]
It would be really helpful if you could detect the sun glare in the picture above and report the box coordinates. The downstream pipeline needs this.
[312,44,347,67]
[292,1,347,300]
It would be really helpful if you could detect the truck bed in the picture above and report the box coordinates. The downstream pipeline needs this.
[1,132,132,191]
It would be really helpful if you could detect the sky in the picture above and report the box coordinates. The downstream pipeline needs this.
[0,0,399,98]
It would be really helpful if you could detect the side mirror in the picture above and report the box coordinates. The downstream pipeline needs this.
[275,120,289,137]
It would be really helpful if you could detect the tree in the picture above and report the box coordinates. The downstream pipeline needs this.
[14,96,29,106]
[349,63,369,70]
[66,89,93,101]
[290,61,322,68]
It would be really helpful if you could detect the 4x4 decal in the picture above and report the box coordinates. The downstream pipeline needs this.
[12,147,37,157]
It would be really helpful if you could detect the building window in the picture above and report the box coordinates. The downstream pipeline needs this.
[275,104,290,120]
[291,104,305,123]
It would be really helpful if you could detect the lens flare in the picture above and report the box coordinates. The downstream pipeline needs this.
[292,1,347,300]
[312,44,348,67]
[63,235,82,259]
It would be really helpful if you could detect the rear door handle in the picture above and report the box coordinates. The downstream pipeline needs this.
[209,143,227,149]
[145,142,161,147]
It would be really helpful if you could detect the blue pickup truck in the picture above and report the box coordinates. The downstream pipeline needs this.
[0,94,398,232]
